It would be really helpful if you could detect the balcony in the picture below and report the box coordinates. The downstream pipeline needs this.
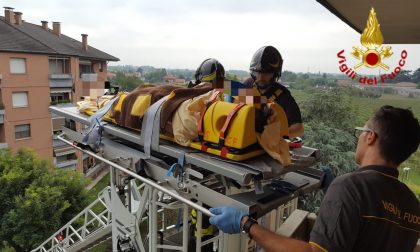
[81,73,98,82]
[49,74,73,88]
[52,117,65,132]
[49,73,72,79]
[54,145,76,156]
[56,159,77,169]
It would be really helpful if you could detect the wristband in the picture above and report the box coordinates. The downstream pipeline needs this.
[241,216,258,238]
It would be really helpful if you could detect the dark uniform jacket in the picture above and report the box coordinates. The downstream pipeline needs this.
[310,165,420,252]
[244,78,302,126]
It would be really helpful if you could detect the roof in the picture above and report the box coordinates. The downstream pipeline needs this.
[0,16,119,61]
[394,82,417,87]
[163,75,177,80]
[317,0,420,44]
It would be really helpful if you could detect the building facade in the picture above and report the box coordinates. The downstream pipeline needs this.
[0,7,118,171]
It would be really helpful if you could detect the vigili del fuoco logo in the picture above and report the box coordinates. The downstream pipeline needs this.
[337,8,407,85]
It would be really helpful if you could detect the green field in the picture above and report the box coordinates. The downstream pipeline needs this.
[292,89,420,197]
[352,94,420,125]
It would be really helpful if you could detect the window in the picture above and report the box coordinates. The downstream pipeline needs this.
[12,92,28,108]
[49,57,70,74]
[15,124,31,139]
[50,92,70,104]
[10,58,26,74]
[65,119,76,131]
[79,60,93,76]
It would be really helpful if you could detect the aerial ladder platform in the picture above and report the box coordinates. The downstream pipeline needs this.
[32,104,323,252]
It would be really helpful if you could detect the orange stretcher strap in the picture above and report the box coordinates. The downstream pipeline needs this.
[218,103,245,158]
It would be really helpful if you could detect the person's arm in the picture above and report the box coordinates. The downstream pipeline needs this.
[241,216,322,252]
[209,208,322,252]
[276,91,304,137]
[289,122,304,138]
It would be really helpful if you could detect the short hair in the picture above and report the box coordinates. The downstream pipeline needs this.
[370,105,420,165]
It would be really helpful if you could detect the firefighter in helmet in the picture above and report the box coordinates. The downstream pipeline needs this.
[188,58,225,88]
[246,45,304,137]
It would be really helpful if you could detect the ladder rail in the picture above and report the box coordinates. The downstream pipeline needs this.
[56,134,213,217]
[31,186,112,252]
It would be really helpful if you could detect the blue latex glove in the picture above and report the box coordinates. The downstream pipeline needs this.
[209,207,247,234]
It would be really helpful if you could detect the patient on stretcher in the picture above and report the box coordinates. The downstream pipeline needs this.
[77,81,291,166]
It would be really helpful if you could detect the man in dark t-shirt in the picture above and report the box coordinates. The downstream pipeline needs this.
[209,105,420,252]
[244,77,302,133]
[243,46,303,137]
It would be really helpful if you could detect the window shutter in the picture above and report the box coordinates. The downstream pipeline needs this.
[12,92,28,107]
[10,58,26,74]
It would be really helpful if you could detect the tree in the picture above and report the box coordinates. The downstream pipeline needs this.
[299,89,359,212]
[301,89,357,131]
[225,73,239,81]
[390,69,412,83]
[412,68,420,84]
[281,70,298,82]
[144,68,167,83]
[0,149,89,251]
[114,71,143,91]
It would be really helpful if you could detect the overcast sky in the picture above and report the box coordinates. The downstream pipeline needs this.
[4,0,420,74]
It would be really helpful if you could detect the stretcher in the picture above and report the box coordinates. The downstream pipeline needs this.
[50,104,319,184]
[77,83,295,163]
[40,103,324,252]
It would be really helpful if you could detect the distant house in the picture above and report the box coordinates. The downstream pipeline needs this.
[394,88,420,98]
[163,75,177,83]
[163,75,185,85]
[0,7,119,172]
[126,72,142,79]
[394,82,417,88]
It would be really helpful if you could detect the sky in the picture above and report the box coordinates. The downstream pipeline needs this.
[3,0,420,74]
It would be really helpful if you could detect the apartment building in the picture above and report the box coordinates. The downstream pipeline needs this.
[0,7,119,171]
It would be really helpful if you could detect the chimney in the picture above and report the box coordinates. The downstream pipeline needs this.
[14,11,22,25]
[41,21,48,30]
[81,34,88,51]
[52,22,61,36]
[4,6,15,24]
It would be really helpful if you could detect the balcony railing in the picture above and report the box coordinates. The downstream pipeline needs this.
[56,159,78,169]
[49,74,72,79]
[81,73,98,82]
[54,145,76,156]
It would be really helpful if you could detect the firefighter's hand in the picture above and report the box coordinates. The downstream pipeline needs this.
[209,207,246,234]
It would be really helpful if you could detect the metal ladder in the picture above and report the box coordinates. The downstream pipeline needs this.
[32,186,112,252]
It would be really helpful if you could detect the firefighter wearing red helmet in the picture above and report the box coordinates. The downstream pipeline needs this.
[246,45,304,137]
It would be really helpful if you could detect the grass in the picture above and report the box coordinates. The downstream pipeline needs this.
[86,240,110,252]
[73,174,111,252]
[291,89,420,197]
[86,173,110,204]
[352,94,420,125]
